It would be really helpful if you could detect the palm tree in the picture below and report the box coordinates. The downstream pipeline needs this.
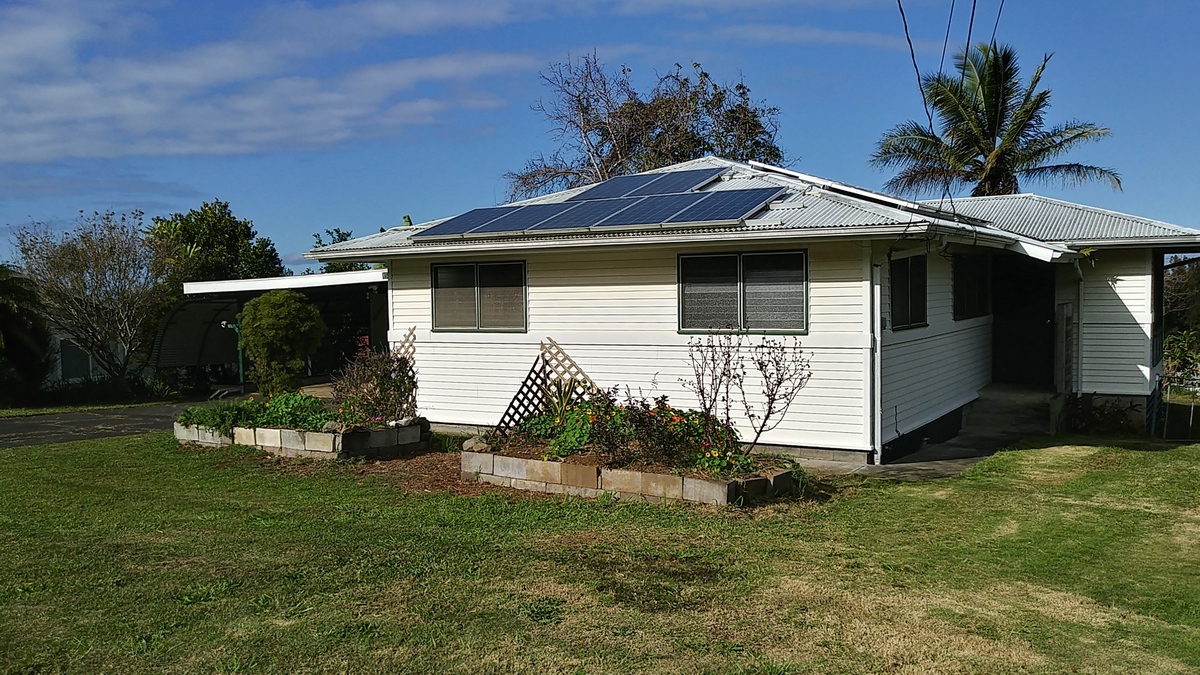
[0,265,52,397]
[872,43,1121,197]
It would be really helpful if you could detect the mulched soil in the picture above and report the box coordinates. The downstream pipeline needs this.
[257,450,550,499]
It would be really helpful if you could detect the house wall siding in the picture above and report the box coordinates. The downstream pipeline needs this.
[1078,249,1153,395]
[388,241,873,450]
[878,245,992,442]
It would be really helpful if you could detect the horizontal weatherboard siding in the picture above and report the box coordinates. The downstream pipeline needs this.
[880,246,991,442]
[1078,249,1153,395]
[389,242,872,450]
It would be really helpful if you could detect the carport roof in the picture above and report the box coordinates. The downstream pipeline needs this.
[923,193,1200,247]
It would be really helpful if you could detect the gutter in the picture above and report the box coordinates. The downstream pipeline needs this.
[1056,236,1200,250]
[308,219,1070,263]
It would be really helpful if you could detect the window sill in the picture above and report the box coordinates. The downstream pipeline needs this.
[678,328,809,336]
[431,328,528,334]
[889,322,929,332]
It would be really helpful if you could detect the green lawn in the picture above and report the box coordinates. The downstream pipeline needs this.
[1,434,1198,674]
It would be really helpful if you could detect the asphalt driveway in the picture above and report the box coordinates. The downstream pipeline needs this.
[0,403,192,448]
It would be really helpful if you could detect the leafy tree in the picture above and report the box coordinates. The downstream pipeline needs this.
[0,264,53,400]
[871,43,1121,197]
[312,228,368,273]
[13,211,166,390]
[507,53,785,199]
[1164,256,1200,335]
[239,290,326,395]
[147,200,285,290]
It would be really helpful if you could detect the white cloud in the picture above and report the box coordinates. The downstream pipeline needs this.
[0,0,891,164]
[717,23,939,52]
[0,1,544,163]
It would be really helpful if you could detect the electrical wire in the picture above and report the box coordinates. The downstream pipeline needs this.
[990,0,1006,48]
[896,0,933,133]
[939,0,957,74]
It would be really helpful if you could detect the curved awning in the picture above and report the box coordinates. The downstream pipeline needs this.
[149,298,241,370]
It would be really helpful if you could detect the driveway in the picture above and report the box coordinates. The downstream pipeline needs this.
[0,403,192,448]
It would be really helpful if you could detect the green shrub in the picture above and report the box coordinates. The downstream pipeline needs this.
[1165,330,1200,379]
[239,290,326,396]
[177,400,258,437]
[331,349,417,427]
[511,387,744,475]
[258,392,336,431]
[176,393,335,437]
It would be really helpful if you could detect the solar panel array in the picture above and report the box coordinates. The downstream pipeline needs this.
[412,168,785,240]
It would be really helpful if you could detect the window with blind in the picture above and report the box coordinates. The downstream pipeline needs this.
[952,253,991,320]
[679,251,807,332]
[432,262,526,331]
[889,254,927,330]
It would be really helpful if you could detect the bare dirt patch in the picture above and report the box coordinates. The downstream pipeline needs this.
[257,451,547,499]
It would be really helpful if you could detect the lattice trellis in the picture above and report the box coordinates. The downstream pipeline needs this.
[394,326,416,364]
[494,338,597,434]
[394,326,418,410]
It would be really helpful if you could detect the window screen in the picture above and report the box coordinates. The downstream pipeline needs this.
[680,255,739,330]
[432,262,525,331]
[679,251,807,332]
[432,264,477,329]
[742,252,806,331]
[479,263,525,329]
[953,253,991,320]
[890,254,927,329]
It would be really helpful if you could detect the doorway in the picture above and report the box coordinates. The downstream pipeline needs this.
[992,253,1056,387]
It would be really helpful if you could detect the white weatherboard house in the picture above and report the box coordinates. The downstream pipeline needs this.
[308,157,1200,464]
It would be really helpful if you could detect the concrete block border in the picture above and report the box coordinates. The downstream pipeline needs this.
[174,422,429,460]
[460,446,795,506]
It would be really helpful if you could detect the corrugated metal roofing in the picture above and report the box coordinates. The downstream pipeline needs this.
[310,157,1198,256]
[769,192,908,229]
[924,193,1200,243]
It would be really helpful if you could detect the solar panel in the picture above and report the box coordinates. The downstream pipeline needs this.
[665,187,786,224]
[566,174,663,201]
[625,167,725,197]
[594,193,709,227]
[413,206,517,238]
[528,197,642,231]
[467,202,581,235]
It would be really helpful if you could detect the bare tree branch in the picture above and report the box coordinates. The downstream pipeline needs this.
[14,211,166,389]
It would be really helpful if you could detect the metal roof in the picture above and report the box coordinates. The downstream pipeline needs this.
[308,157,1196,259]
[923,193,1200,244]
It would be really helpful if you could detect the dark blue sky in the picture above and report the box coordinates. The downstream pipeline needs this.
[2,0,1196,270]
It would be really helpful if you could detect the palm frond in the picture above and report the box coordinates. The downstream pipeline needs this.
[1018,163,1122,191]
[870,121,952,168]
[883,165,971,197]
[1015,121,1112,165]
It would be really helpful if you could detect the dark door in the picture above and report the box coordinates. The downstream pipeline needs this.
[992,254,1056,387]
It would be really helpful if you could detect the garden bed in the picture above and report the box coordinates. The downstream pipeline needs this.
[175,421,430,460]
[460,441,797,505]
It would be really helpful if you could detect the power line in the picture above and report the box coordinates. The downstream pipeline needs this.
[959,0,978,87]
[990,0,1007,47]
[939,0,957,74]
[896,0,934,132]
